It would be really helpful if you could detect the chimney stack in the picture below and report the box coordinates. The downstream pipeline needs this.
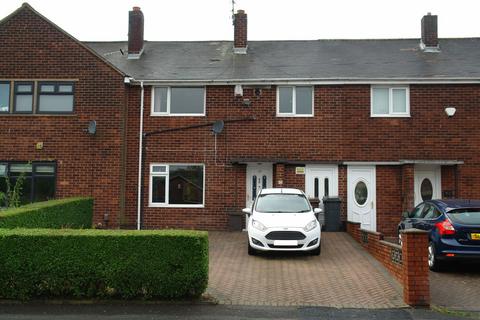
[128,6,144,59]
[233,10,247,54]
[420,13,439,51]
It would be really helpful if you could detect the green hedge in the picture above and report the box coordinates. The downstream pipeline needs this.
[0,229,209,300]
[0,197,92,229]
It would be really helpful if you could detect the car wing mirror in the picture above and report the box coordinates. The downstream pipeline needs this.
[242,208,252,215]
[314,208,323,214]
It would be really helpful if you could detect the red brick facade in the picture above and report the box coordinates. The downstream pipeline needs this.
[120,83,480,234]
[3,5,480,235]
[0,5,127,227]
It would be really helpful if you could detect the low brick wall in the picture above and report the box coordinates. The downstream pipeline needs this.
[347,221,430,307]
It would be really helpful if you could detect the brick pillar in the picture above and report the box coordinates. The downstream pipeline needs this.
[274,163,285,187]
[401,164,414,213]
[401,229,430,306]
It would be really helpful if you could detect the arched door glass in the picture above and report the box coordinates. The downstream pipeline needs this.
[421,178,433,201]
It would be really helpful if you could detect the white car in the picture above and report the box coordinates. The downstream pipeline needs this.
[243,188,322,256]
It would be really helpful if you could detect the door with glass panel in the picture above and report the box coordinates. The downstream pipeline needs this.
[347,166,376,231]
[414,165,441,206]
[305,165,339,205]
[245,163,273,229]
[246,163,273,208]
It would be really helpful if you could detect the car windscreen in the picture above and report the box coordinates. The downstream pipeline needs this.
[255,193,311,213]
[447,208,480,225]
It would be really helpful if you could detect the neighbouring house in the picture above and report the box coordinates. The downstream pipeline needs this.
[1,4,480,236]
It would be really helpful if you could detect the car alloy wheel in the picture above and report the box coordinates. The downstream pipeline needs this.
[428,243,435,268]
[428,242,442,272]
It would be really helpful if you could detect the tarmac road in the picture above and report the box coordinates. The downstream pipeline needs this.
[0,303,475,320]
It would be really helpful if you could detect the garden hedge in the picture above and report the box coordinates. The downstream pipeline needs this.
[0,197,92,229]
[0,228,209,300]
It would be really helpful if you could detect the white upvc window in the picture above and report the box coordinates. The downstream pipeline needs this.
[149,163,205,208]
[371,86,410,117]
[276,86,314,117]
[151,86,206,116]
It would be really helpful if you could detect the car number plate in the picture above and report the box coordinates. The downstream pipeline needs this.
[274,240,298,246]
[471,233,480,240]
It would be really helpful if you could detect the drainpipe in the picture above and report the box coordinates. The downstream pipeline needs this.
[136,81,144,230]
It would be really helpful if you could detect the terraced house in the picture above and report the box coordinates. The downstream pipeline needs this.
[1,3,480,236]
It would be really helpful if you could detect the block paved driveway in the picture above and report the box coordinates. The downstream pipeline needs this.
[207,231,406,308]
[430,262,480,311]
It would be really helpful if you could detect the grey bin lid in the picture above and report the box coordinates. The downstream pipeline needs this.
[322,196,341,202]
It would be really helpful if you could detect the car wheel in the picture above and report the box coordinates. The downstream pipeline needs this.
[428,241,443,272]
[248,242,256,256]
[311,243,321,256]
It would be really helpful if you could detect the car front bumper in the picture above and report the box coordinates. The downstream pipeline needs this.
[248,225,321,252]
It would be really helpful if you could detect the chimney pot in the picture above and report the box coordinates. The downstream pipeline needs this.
[421,13,439,51]
[233,9,248,54]
[128,6,144,58]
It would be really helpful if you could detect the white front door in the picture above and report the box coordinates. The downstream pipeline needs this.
[347,166,376,231]
[305,165,339,206]
[246,163,273,208]
[414,165,441,206]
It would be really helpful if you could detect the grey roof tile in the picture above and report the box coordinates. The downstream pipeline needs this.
[84,39,480,81]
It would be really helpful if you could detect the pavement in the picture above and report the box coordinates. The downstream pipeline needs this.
[430,261,480,311]
[0,303,475,320]
[207,231,405,308]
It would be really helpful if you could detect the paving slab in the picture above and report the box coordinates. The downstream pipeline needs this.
[430,261,480,311]
[207,231,406,308]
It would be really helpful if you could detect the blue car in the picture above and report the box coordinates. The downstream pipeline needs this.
[398,199,480,271]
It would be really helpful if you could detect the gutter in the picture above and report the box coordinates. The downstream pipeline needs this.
[129,77,480,86]
[136,81,144,230]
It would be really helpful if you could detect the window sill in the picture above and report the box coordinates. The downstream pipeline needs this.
[276,114,314,118]
[150,113,206,117]
[370,114,410,118]
[148,204,205,208]
[0,113,77,117]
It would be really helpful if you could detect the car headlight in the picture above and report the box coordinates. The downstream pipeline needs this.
[252,219,267,231]
[304,220,318,232]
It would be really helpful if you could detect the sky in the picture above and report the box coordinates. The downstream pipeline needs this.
[1,0,479,41]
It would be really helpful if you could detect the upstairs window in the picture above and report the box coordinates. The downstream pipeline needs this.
[277,86,313,116]
[0,81,75,114]
[14,82,34,113]
[0,82,10,113]
[152,87,205,116]
[38,82,74,113]
[371,86,409,117]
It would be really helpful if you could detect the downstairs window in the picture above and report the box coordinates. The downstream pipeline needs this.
[149,164,204,207]
[0,162,56,206]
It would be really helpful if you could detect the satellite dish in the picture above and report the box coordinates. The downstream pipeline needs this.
[87,120,97,135]
[212,120,224,134]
